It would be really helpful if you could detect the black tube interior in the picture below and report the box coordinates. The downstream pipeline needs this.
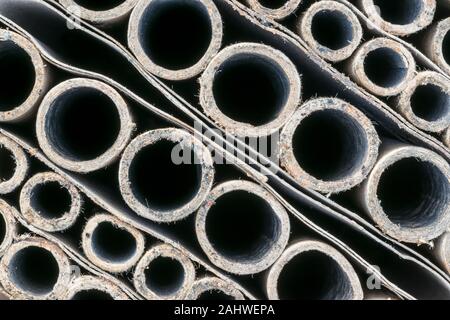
[443,30,450,66]
[205,189,282,262]
[197,290,236,300]
[138,0,213,70]
[129,139,202,211]
[292,109,368,181]
[74,0,126,11]
[311,10,354,51]
[212,54,291,126]
[277,250,353,300]
[0,213,6,246]
[91,221,137,263]
[373,0,422,25]
[9,246,59,295]
[144,256,185,296]
[258,0,288,9]
[72,289,114,300]
[45,87,121,162]
[377,158,450,228]
[364,47,408,88]
[0,147,16,183]
[30,181,73,220]
[410,84,450,122]
[0,41,35,112]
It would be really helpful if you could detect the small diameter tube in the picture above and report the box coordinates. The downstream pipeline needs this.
[298,1,363,62]
[128,0,223,80]
[266,240,364,300]
[133,244,195,300]
[200,42,302,137]
[245,0,302,20]
[186,277,245,300]
[81,214,145,273]
[63,275,129,300]
[348,37,415,97]
[280,98,380,194]
[0,199,18,257]
[433,232,450,275]
[36,78,134,173]
[119,128,214,223]
[0,135,28,195]
[195,180,290,275]
[0,236,71,299]
[425,18,450,75]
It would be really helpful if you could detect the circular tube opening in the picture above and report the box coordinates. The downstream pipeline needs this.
[186,277,244,300]
[145,256,185,296]
[373,0,422,25]
[411,84,450,122]
[196,180,290,275]
[65,275,129,300]
[0,147,16,183]
[72,289,114,300]
[311,10,354,51]
[92,222,137,263]
[364,48,408,88]
[30,182,72,220]
[212,55,290,127]
[73,0,127,11]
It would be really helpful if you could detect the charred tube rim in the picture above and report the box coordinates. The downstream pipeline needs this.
[195,180,290,275]
[364,145,450,243]
[0,236,71,299]
[128,0,223,80]
[19,172,82,232]
[427,18,450,75]
[59,0,139,24]
[0,199,18,257]
[246,0,302,20]
[36,78,134,173]
[64,275,129,300]
[133,244,195,300]
[397,71,450,133]
[119,128,214,223]
[266,240,364,300]
[0,29,47,122]
[360,0,436,36]
[0,135,28,195]
[200,42,301,137]
[186,277,245,300]
[299,1,362,62]
[280,98,380,194]
[82,214,145,273]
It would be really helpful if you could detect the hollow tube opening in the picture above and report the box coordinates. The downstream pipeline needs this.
[364,47,408,88]
[311,10,354,50]
[71,289,114,300]
[373,0,423,25]
[443,30,450,65]
[29,181,72,220]
[73,0,127,11]
[410,84,450,122]
[0,214,5,246]
[144,256,185,297]
[0,147,16,183]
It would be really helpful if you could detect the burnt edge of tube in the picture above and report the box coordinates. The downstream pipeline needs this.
[348,37,416,97]
[426,17,450,75]
[59,0,139,25]
[0,235,71,300]
[119,128,214,223]
[279,97,380,194]
[266,240,364,300]
[0,199,18,257]
[133,243,195,300]
[81,213,145,273]
[195,180,290,275]
[200,42,302,137]
[245,0,302,20]
[0,135,29,195]
[397,71,450,133]
[0,29,48,122]
[19,171,82,232]
[128,0,223,80]
[186,277,245,300]
[64,275,130,300]
[36,78,134,173]
[360,0,436,36]
[363,145,450,243]
[298,1,362,62]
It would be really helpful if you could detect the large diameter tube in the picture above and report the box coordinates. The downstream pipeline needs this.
[0,200,18,258]
[397,71,450,133]
[119,128,214,223]
[425,18,450,75]
[348,38,416,97]
[133,244,195,300]
[298,1,362,62]
[280,98,380,194]
[266,240,363,300]
[195,180,290,275]
[128,0,223,80]
[0,135,28,195]
[245,0,302,20]
[359,0,436,36]
[200,42,302,137]
[81,214,145,273]
[59,0,139,25]
[63,275,129,300]
[0,29,48,122]
[36,78,134,173]
[19,172,82,232]
[0,236,71,300]
[362,143,450,243]
[433,232,450,275]
[186,277,245,300]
